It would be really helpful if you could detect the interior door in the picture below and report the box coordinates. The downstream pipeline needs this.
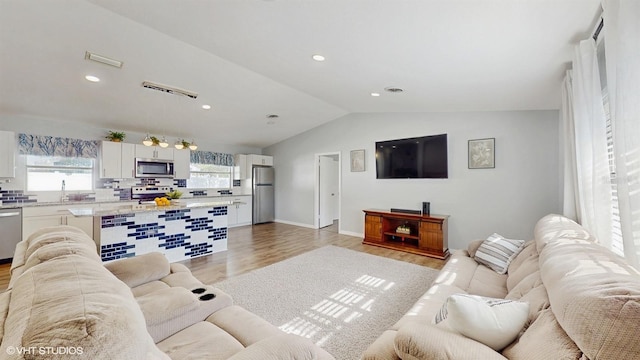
[319,156,335,228]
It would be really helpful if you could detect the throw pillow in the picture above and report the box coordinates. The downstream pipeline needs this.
[434,294,529,351]
[474,233,525,274]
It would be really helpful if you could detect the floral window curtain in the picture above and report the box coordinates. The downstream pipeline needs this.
[190,150,234,166]
[18,134,99,158]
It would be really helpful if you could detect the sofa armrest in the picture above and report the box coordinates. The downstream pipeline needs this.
[467,239,485,258]
[105,252,170,288]
[227,334,335,360]
[394,323,507,360]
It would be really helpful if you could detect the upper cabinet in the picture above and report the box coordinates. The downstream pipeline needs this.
[99,141,136,179]
[0,131,16,178]
[174,149,190,179]
[235,154,273,179]
[248,154,273,167]
[135,144,174,160]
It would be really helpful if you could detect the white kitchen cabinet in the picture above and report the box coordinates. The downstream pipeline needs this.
[242,154,273,179]
[121,142,136,179]
[0,131,16,178]
[227,195,252,227]
[100,141,136,179]
[22,205,93,241]
[234,154,247,179]
[174,149,191,179]
[248,154,273,167]
[100,141,122,178]
[135,144,173,160]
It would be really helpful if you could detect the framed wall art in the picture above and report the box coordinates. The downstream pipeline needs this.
[468,138,495,169]
[350,149,365,172]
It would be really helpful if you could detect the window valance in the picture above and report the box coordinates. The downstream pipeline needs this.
[190,150,234,166]
[18,134,99,158]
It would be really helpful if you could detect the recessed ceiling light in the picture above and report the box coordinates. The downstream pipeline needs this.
[312,54,325,62]
[202,104,211,110]
[371,92,380,97]
[85,75,100,82]
[384,87,404,93]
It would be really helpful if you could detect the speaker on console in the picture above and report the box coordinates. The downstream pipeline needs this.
[422,202,430,216]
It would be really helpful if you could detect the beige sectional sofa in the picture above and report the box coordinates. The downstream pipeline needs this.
[363,214,640,360]
[1,225,334,360]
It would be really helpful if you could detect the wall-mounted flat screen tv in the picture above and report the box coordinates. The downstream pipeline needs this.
[375,134,448,179]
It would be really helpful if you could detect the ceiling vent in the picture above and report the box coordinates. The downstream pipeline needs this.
[85,51,123,68]
[141,81,198,99]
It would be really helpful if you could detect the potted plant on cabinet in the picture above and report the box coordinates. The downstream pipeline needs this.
[105,131,126,142]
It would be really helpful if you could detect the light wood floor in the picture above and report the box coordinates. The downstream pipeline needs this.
[0,222,445,290]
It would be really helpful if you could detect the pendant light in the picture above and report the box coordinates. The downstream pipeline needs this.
[188,139,198,151]
[174,140,184,150]
[159,136,169,148]
[142,134,153,146]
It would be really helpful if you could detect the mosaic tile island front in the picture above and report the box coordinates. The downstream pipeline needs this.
[69,201,234,263]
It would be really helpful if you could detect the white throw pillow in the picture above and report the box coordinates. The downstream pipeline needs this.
[474,233,525,274]
[434,294,529,351]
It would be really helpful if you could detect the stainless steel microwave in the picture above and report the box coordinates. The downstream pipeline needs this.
[135,158,175,178]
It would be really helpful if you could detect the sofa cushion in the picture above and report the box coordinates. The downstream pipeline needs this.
[505,272,550,328]
[395,322,508,360]
[105,252,171,288]
[474,233,525,274]
[1,254,168,360]
[501,308,582,360]
[434,294,529,351]
[157,321,245,360]
[207,305,284,347]
[507,239,536,274]
[506,253,539,292]
[539,240,640,359]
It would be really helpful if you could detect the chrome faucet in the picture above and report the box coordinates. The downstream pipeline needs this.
[60,180,66,202]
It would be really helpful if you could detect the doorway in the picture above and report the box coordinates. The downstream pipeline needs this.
[315,152,340,232]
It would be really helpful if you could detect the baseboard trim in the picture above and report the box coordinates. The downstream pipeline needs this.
[274,219,317,229]
[339,230,363,238]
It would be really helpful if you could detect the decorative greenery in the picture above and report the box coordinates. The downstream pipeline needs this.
[149,136,160,146]
[180,139,191,148]
[166,190,183,199]
[105,131,126,142]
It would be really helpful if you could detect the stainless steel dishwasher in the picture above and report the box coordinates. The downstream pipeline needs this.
[0,207,22,262]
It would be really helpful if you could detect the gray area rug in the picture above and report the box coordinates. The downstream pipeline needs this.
[213,245,439,360]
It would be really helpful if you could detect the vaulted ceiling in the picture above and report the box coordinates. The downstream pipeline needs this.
[0,0,601,148]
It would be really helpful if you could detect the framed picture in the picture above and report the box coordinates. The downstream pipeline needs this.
[350,149,365,172]
[468,138,495,169]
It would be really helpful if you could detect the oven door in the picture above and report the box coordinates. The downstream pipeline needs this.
[135,158,174,178]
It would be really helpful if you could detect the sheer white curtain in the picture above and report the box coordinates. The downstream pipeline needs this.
[569,39,614,248]
[560,70,579,221]
[603,0,640,268]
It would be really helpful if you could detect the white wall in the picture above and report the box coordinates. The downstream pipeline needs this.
[264,110,561,250]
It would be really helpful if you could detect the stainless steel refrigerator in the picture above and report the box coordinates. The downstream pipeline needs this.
[252,166,274,224]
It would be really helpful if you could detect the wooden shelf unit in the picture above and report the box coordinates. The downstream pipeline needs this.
[363,209,449,259]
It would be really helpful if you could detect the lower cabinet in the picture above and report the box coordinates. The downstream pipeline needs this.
[21,203,131,241]
[227,195,252,227]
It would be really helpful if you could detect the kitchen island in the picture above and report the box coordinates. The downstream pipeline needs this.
[69,200,238,263]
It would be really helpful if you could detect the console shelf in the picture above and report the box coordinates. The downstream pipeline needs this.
[363,209,449,259]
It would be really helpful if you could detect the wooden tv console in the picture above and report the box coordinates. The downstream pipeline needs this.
[363,209,449,259]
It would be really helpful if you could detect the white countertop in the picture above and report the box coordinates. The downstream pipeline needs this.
[67,199,244,217]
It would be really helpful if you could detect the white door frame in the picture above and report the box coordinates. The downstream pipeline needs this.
[314,152,341,231]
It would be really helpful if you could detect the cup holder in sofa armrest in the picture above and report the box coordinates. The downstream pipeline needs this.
[192,287,206,294]
[199,293,216,301]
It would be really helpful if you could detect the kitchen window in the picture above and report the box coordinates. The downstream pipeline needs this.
[187,163,232,189]
[26,155,94,191]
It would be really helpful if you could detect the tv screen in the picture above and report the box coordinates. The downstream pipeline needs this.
[375,134,448,179]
